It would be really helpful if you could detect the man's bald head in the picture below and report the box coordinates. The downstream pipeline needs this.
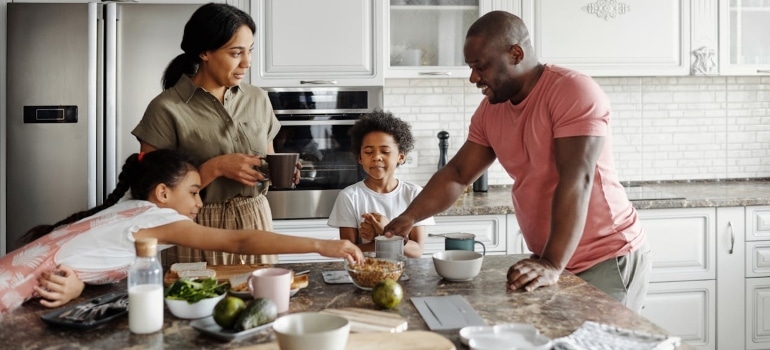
[466,11,530,52]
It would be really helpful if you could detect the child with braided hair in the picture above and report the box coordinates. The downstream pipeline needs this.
[1,149,363,312]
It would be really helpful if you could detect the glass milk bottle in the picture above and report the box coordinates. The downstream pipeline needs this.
[128,237,164,334]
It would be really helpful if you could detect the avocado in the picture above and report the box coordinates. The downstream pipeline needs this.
[233,298,278,331]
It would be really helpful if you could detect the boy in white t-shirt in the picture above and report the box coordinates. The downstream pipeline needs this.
[328,110,434,258]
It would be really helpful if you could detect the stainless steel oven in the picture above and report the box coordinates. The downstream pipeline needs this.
[264,86,383,219]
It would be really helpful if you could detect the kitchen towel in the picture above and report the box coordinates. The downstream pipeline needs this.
[553,321,681,350]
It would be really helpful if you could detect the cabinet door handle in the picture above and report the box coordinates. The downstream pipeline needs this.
[728,221,735,254]
[300,80,338,85]
[757,70,770,73]
[418,71,452,76]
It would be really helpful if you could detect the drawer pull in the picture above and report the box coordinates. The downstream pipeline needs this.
[300,80,338,85]
[728,221,735,254]
[418,71,452,76]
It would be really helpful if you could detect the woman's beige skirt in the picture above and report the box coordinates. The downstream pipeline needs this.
[161,195,278,267]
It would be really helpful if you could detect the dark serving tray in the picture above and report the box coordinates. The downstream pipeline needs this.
[40,291,128,329]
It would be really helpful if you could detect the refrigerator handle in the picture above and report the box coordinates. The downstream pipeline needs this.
[104,3,118,198]
[88,3,99,208]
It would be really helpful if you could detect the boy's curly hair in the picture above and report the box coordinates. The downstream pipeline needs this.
[349,109,415,158]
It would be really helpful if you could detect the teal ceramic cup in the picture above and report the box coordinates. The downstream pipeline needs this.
[444,232,486,255]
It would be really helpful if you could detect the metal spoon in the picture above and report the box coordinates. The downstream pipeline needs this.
[428,233,452,238]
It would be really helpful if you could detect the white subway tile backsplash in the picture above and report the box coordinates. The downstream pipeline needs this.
[384,75,770,186]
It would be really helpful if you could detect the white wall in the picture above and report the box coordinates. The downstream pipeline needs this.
[384,76,770,186]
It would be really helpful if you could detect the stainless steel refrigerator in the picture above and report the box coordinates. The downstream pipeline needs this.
[5,1,220,253]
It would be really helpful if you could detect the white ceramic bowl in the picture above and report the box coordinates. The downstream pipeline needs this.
[432,250,484,281]
[459,325,495,346]
[165,293,225,319]
[463,323,552,350]
[273,312,351,350]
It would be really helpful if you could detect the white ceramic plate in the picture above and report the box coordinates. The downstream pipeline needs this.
[460,325,494,346]
[190,316,274,342]
[460,323,552,349]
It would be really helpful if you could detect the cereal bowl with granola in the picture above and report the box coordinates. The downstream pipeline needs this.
[344,252,406,291]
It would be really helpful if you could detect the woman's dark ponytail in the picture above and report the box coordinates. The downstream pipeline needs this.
[162,53,197,90]
[161,3,255,90]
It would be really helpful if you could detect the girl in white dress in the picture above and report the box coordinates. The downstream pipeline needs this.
[1,149,363,312]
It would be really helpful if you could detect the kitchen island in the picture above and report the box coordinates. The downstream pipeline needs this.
[0,255,684,349]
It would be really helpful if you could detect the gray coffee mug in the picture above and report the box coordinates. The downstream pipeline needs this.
[374,236,404,259]
[444,232,486,255]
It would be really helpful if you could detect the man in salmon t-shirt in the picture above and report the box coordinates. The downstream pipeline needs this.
[383,11,650,312]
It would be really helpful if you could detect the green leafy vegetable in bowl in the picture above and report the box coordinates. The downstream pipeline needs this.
[164,278,229,304]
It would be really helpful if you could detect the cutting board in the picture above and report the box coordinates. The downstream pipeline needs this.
[164,264,271,286]
[237,331,455,350]
[320,308,408,333]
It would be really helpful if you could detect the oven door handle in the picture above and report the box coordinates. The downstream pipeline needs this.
[278,120,356,126]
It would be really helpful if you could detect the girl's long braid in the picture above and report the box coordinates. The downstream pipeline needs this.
[16,154,140,245]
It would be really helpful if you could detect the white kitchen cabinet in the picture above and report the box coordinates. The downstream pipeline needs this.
[519,0,690,76]
[505,213,531,255]
[747,206,770,241]
[638,208,716,283]
[719,0,770,75]
[642,280,716,349]
[637,208,717,350]
[716,206,746,350]
[423,214,506,256]
[252,0,385,87]
[691,0,719,75]
[638,206,768,350]
[384,0,522,79]
[746,206,770,349]
[747,241,770,278]
[747,277,770,349]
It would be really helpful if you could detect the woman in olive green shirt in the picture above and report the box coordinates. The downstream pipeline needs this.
[132,3,295,266]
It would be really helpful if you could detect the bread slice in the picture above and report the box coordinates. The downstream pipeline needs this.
[177,269,216,280]
[170,262,207,274]
[229,272,252,292]
[168,262,215,281]
[291,274,309,290]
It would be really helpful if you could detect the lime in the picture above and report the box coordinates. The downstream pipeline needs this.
[213,296,247,329]
[371,278,403,309]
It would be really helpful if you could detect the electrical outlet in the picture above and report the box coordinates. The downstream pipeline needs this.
[402,152,418,168]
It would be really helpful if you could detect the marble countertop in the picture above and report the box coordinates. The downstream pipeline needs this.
[0,255,687,349]
[441,179,770,215]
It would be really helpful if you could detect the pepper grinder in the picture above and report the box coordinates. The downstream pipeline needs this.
[473,170,488,192]
[437,131,449,170]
